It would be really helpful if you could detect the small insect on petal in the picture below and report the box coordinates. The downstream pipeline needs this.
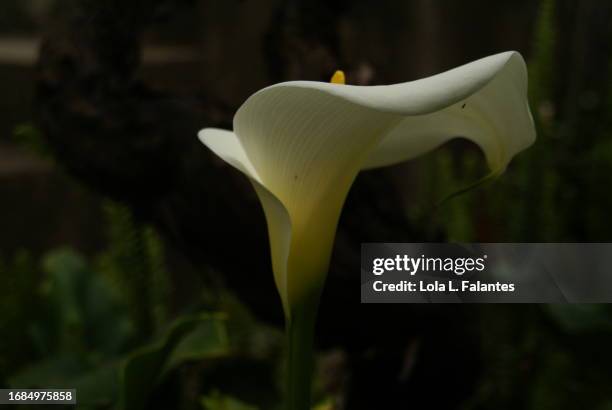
[330,70,345,84]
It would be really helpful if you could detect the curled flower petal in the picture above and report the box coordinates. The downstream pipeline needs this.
[198,51,535,317]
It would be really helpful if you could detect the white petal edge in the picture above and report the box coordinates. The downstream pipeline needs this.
[198,128,262,183]
[241,51,534,171]
[198,128,293,313]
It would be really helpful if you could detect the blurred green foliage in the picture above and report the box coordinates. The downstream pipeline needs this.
[406,1,612,409]
[0,250,41,377]
[201,391,258,410]
[122,313,228,410]
[96,201,171,338]
[0,211,260,410]
[12,124,51,159]
[0,192,282,409]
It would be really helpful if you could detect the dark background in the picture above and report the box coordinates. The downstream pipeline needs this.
[2,0,612,409]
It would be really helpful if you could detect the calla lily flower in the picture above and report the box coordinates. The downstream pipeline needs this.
[198,51,535,409]
[199,50,534,313]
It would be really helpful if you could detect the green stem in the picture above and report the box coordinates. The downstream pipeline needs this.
[285,297,318,410]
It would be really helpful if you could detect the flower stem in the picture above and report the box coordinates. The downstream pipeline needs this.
[285,297,318,410]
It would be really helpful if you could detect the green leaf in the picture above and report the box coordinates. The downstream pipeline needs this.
[11,123,51,158]
[40,248,134,355]
[121,313,228,410]
[201,391,258,410]
[164,317,229,373]
[42,248,88,333]
[312,399,334,410]
[71,363,120,408]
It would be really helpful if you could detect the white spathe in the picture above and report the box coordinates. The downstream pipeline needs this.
[198,51,536,318]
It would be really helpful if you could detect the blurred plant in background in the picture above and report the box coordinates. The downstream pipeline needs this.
[96,201,171,338]
[0,203,291,409]
[1,126,275,409]
[0,200,234,409]
[409,1,612,409]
